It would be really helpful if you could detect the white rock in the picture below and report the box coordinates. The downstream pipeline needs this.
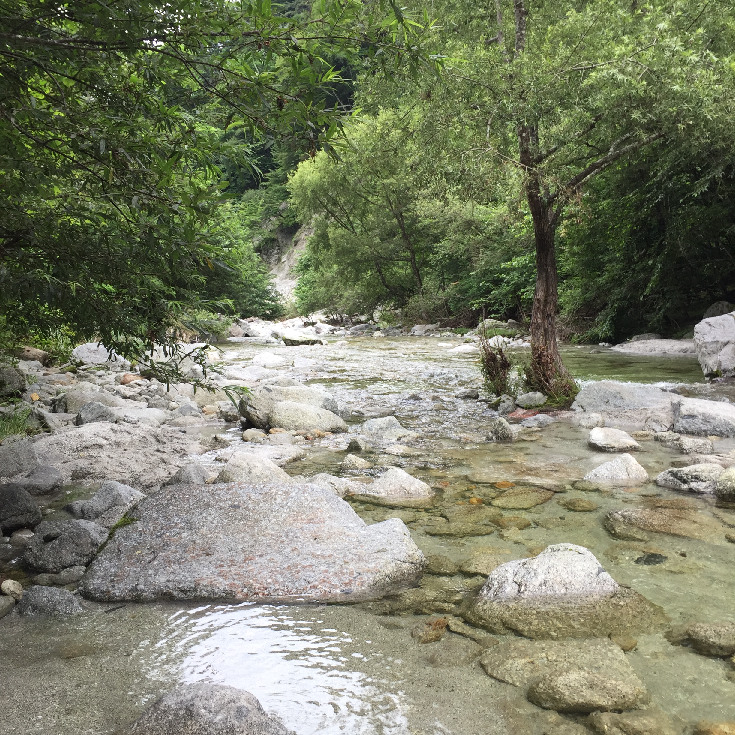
[341,454,371,470]
[478,544,619,602]
[583,454,649,486]
[588,427,640,452]
[694,311,735,377]
[578,413,604,429]
[362,467,434,500]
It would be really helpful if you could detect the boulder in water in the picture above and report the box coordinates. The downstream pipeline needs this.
[583,454,648,486]
[694,310,735,377]
[588,427,640,452]
[125,683,294,735]
[673,397,735,436]
[466,543,666,638]
[80,481,425,603]
[656,464,724,494]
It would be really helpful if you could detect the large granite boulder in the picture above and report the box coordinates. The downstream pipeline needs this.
[694,311,735,377]
[672,397,735,436]
[214,453,292,484]
[465,543,666,638]
[24,519,108,572]
[55,384,126,414]
[71,342,130,367]
[126,683,293,735]
[80,481,425,603]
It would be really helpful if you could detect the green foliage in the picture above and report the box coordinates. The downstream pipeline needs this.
[0,408,33,443]
[0,0,437,359]
[478,339,512,397]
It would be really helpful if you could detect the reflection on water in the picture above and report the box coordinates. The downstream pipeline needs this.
[176,604,410,735]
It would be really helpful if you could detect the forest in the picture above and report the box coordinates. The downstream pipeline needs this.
[2,0,735,387]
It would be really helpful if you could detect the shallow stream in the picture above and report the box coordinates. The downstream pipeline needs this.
[2,337,734,735]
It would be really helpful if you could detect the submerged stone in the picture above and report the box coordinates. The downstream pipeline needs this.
[80,482,425,603]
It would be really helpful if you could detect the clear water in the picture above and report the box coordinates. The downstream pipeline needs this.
[2,336,734,735]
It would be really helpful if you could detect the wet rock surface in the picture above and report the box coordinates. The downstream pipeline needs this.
[0,484,41,533]
[80,481,425,602]
[24,519,108,572]
[583,454,649,486]
[588,428,640,452]
[126,683,294,735]
[16,585,84,617]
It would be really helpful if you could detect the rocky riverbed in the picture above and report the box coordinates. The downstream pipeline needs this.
[1,329,735,735]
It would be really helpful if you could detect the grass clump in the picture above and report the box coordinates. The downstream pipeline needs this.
[0,407,34,442]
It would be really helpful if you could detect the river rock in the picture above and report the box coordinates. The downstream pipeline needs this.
[342,453,371,470]
[126,682,293,735]
[80,481,425,602]
[306,473,365,498]
[16,585,84,616]
[23,519,108,572]
[516,392,547,409]
[573,382,674,413]
[656,464,724,494]
[56,384,125,414]
[32,422,205,490]
[694,722,735,735]
[686,622,735,657]
[1,579,23,600]
[673,397,735,436]
[164,463,210,486]
[588,428,640,452]
[281,329,321,346]
[678,436,715,454]
[583,454,649,486]
[75,401,119,425]
[466,544,666,638]
[694,311,735,377]
[579,413,604,429]
[239,384,338,429]
[66,480,145,527]
[33,566,86,586]
[354,467,435,507]
[604,499,726,541]
[0,484,41,533]
[481,638,646,712]
[360,416,417,443]
[487,417,514,442]
[12,464,63,495]
[0,596,14,618]
[215,452,292,484]
[491,486,553,509]
[587,708,682,735]
[0,436,39,478]
[527,668,648,713]
[716,467,735,502]
[267,401,347,433]
[0,366,26,396]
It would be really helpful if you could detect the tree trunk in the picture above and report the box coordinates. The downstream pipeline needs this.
[519,122,574,397]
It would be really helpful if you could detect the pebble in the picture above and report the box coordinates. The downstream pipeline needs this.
[558,497,598,512]
[1,579,23,600]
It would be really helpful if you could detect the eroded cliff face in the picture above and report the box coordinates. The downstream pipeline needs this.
[263,224,313,301]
